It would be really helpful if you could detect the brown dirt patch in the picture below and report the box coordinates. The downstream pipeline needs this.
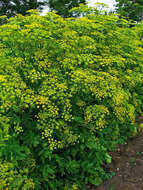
[87,130,143,190]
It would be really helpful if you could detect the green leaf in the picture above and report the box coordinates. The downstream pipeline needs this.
[94,177,103,186]
[105,153,112,164]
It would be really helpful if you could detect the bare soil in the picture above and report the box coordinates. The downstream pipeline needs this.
[87,130,143,190]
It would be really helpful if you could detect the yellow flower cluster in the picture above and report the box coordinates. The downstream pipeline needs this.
[14,123,23,134]
[85,105,109,131]
[61,99,73,122]
[0,160,35,190]
[42,129,63,150]
[114,106,126,122]
[0,75,7,83]
[112,90,128,106]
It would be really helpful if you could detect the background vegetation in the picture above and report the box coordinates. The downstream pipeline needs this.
[0,0,86,18]
[115,0,143,22]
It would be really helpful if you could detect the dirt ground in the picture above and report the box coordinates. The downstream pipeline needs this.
[87,130,143,190]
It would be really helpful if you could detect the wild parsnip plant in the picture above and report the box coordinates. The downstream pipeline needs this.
[0,6,143,190]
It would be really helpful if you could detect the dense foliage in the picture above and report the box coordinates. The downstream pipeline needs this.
[0,0,87,18]
[115,0,143,22]
[48,0,86,17]
[0,0,46,17]
[0,6,143,189]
